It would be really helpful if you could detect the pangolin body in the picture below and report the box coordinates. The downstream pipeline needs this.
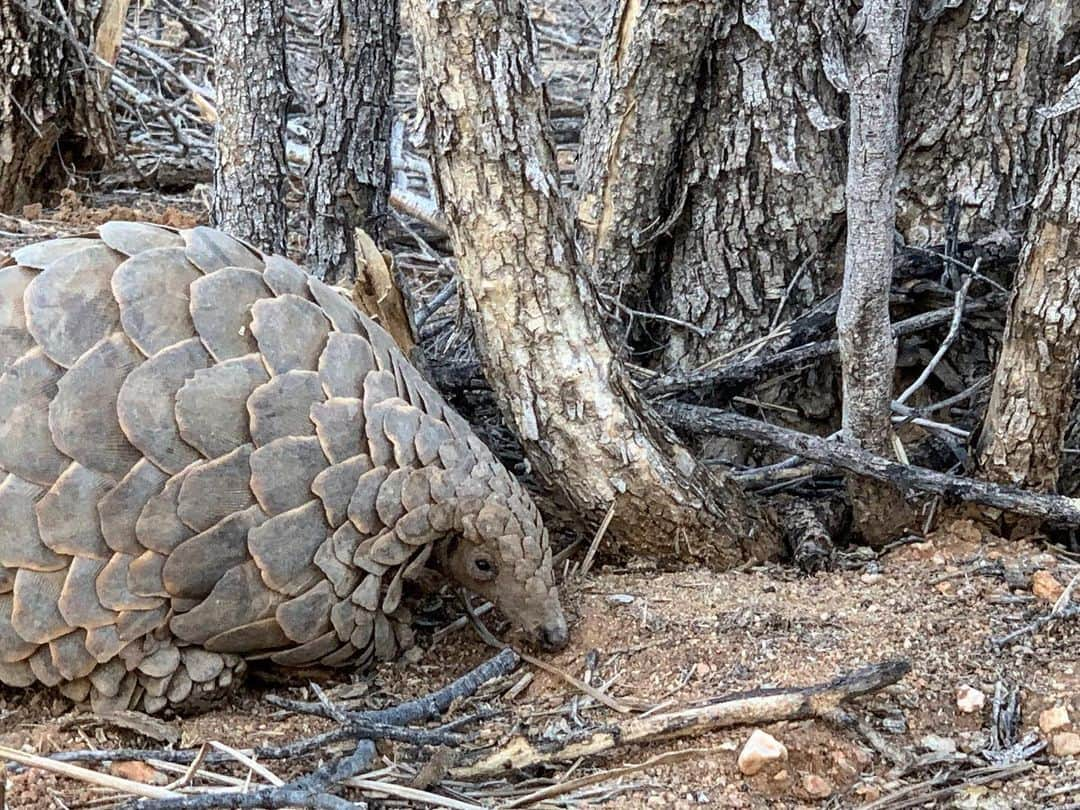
[0,223,566,713]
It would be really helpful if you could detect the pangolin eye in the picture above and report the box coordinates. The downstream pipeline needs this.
[472,557,497,579]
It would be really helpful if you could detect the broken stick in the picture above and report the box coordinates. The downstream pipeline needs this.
[451,659,910,778]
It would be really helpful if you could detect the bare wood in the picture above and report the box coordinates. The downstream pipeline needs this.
[450,659,910,778]
[92,0,132,67]
[404,0,781,568]
[211,0,288,252]
[349,227,416,354]
[662,403,1080,527]
[0,743,182,800]
[976,74,1080,492]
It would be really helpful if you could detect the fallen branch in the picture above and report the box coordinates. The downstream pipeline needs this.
[644,295,1004,400]
[661,404,1080,527]
[8,650,521,809]
[450,659,910,778]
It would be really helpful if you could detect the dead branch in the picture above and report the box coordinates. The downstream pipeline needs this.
[644,295,1004,401]
[661,404,1080,527]
[991,573,1080,647]
[450,659,910,778]
[9,650,521,809]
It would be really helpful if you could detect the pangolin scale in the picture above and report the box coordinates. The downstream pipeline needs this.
[0,223,566,713]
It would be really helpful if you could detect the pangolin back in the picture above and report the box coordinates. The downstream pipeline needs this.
[0,223,550,712]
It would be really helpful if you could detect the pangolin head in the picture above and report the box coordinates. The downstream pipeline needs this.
[437,483,568,652]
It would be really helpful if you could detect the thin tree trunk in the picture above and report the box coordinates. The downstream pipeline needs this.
[837,0,913,543]
[975,75,1080,493]
[211,0,289,253]
[305,0,399,283]
[0,0,115,212]
[405,0,782,568]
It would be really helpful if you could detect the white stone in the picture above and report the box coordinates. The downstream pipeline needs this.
[921,734,957,754]
[956,686,986,714]
[737,729,788,775]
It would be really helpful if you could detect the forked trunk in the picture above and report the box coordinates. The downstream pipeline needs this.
[405,0,782,568]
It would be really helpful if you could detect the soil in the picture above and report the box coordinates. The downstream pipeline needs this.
[0,519,1075,808]
[1,206,1076,808]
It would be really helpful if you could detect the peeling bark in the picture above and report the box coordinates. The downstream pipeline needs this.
[976,72,1080,493]
[897,0,1078,244]
[577,0,849,364]
[305,0,399,283]
[659,0,849,364]
[0,0,115,212]
[211,0,289,253]
[575,0,718,314]
[838,0,914,543]
[405,0,782,568]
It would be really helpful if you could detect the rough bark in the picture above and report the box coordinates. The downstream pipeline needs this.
[405,0,782,568]
[305,0,399,283]
[837,0,913,544]
[575,0,849,364]
[659,0,851,364]
[897,0,1078,244]
[975,74,1080,492]
[0,0,115,212]
[211,0,289,253]
[575,0,719,316]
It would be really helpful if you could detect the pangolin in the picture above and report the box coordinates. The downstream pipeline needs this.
[0,223,567,713]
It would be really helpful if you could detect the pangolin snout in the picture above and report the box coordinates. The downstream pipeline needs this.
[536,616,569,652]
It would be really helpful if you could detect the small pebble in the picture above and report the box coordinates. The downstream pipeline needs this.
[801,773,833,798]
[737,729,787,775]
[1051,732,1080,757]
[921,734,957,753]
[956,686,986,714]
[882,714,908,734]
[1032,570,1064,602]
[1038,705,1070,735]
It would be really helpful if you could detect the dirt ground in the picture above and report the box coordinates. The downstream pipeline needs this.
[0,520,1076,808]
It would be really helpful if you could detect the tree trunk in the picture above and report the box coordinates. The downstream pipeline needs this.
[975,75,1080,493]
[576,0,1076,370]
[211,0,289,253]
[0,0,115,213]
[305,0,399,283]
[575,0,719,318]
[837,0,914,544]
[897,0,1077,244]
[577,0,849,365]
[404,0,782,568]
